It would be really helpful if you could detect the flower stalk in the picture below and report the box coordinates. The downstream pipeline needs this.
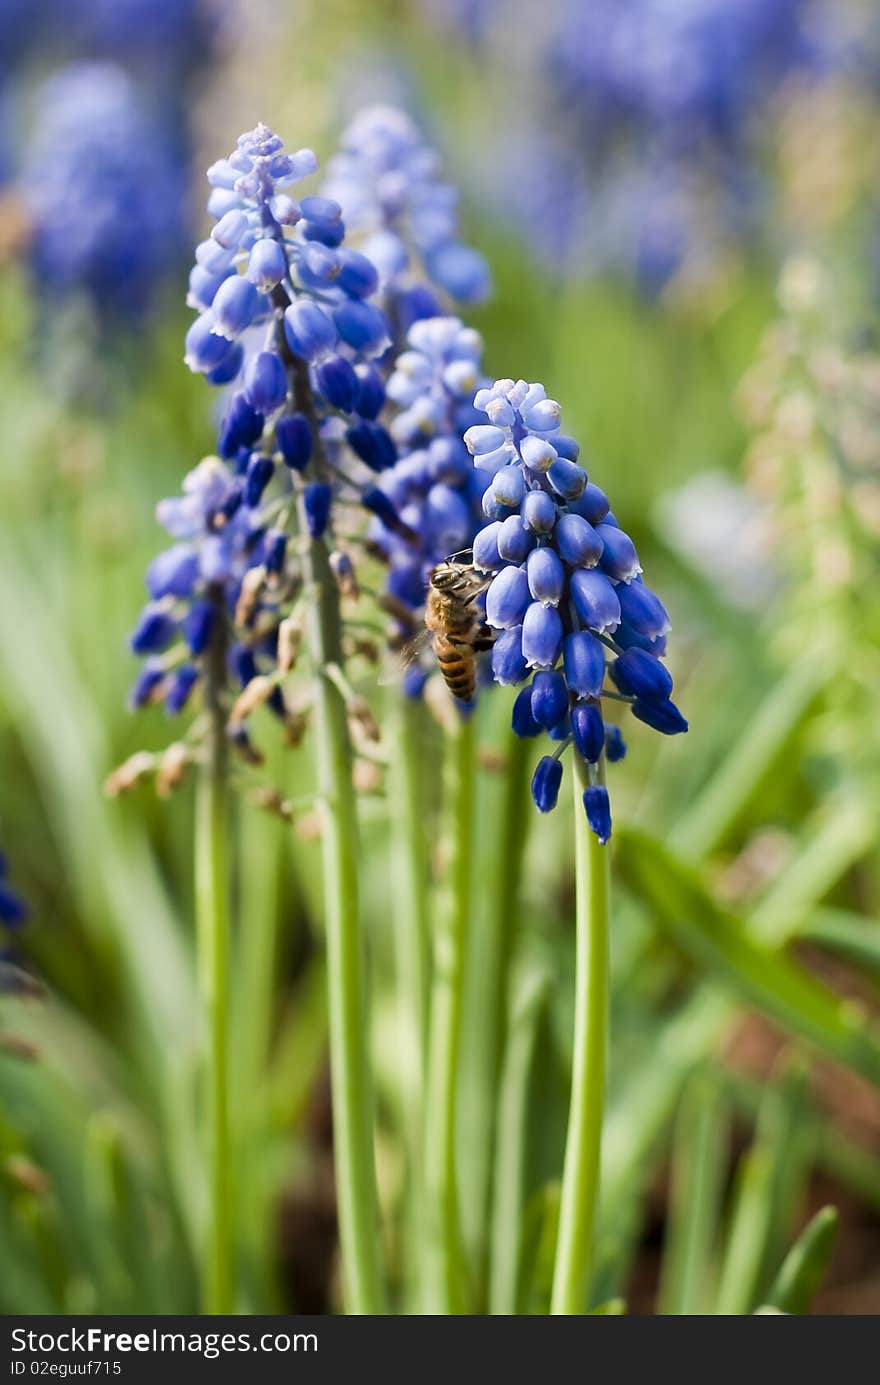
[550,755,611,1315]
[195,584,234,1314]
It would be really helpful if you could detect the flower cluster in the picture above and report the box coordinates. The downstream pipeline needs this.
[464,379,687,841]
[320,104,490,322]
[22,62,186,322]
[369,315,489,690]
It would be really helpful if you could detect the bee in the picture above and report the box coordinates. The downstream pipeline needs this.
[424,555,495,702]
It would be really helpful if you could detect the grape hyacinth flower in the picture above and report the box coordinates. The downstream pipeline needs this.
[465,378,686,841]
[371,315,489,678]
[321,104,490,326]
[23,62,185,324]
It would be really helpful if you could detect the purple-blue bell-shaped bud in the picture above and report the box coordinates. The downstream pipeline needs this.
[611,647,673,703]
[166,665,199,715]
[583,785,612,844]
[548,457,586,501]
[631,698,688,735]
[564,631,606,699]
[555,512,603,567]
[316,355,359,413]
[355,365,385,420]
[473,522,503,572]
[553,435,580,461]
[338,250,379,300]
[571,703,605,763]
[530,670,568,729]
[130,604,176,655]
[425,242,490,303]
[334,300,389,354]
[211,208,249,249]
[147,545,199,600]
[245,351,288,415]
[512,684,542,736]
[247,237,287,291]
[521,398,561,432]
[245,454,275,508]
[570,569,621,634]
[492,465,527,509]
[486,565,531,629]
[284,300,337,360]
[466,424,507,456]
[211,275,259,340]
[531,755,563,813]
[520,436,556,472]
[207,343,245,386]
[597,524,642,583]
[346,421,396,471]
[218,392,264,459]
[527,547,565,606]
[362,488,412,537]
[617,582,671,638]
[264,531,288,574]
[188,264,233,311]
[605,726,627,762]
[522,601,563,668]
[185,313,238,374]
[182,600,215,655]
[522,490,558,534]
[497,515,535,563]
[487,626,524,686]
[275,413,312,470]
[128,659,165,709]
[569,482,610,526]
[303,482,333,539]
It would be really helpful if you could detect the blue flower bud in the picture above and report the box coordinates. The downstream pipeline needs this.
[493,465,527,509]
[182,600,215,655]
[522,490,558,533]
[128,659,165,709]
[362,488,411,537]
[244,351,288,415]
[520,435,557,471]
[166,665,199,716]
[497,515,535,563]
[522,601,563,667]
[195,238,235,275]
[303,482,333,539]
[346,421,396,471]
[631,698,688,735]
[492,626,528,685]
[404,666,429,698]
[147,545,199,599]
[247,237,287,291]
[571,702,604,762]
[334,300,389,354]
[548,457,587,500]
[482,492,509,521]
[211,208,249,249]
[211,275,259,339]
[207,343,244,386]
[564,631,607,699]
[617,581,671,638]
[264,531,288,574]
[605,726,627,762]
[316,355,359,413]
[530,670,568,729]
[284,299,337,360]
[521,398,561,432]
[338,249,379,299]
[512,684,542,736]
[245,454,275,508]
[465,424,506,456]
[527,547,565,606]
[231,646,258,686]
[531,755,563,813]
[354,364,385,420]
[486,565,531,629]
[597,524,641,583]
[611,647,673,703]
[570,569,621,633]
[424,242,490,303]
[300,242,343,287]
[188,263,233,311]
[275,413,312,470]
[568,481,610,525]
[130,604,175,655]
[185,313,237,374]
[555,512,603,567]
[300,195,342,226]
[473,521,503,571]
[583,785,612,844]
[553,435,580,462]
[219,392,264,459]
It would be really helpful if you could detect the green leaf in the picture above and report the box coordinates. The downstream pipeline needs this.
[762,1206,839,1315]
[657,1071,729,1314]
[617,827,880,1086]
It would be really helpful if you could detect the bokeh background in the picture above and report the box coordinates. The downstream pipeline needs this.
[1,0,879,1314]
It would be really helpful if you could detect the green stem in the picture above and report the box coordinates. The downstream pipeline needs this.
[289,353,385,1315]
[423,712,476,1313]
[196,586,233,1314]
[388,692,431,1310]
[550,758,611,1315]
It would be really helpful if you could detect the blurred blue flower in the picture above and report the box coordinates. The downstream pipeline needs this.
[0,850,27,930]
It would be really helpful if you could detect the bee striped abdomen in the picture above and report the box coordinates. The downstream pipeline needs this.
[435,636,477,702]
